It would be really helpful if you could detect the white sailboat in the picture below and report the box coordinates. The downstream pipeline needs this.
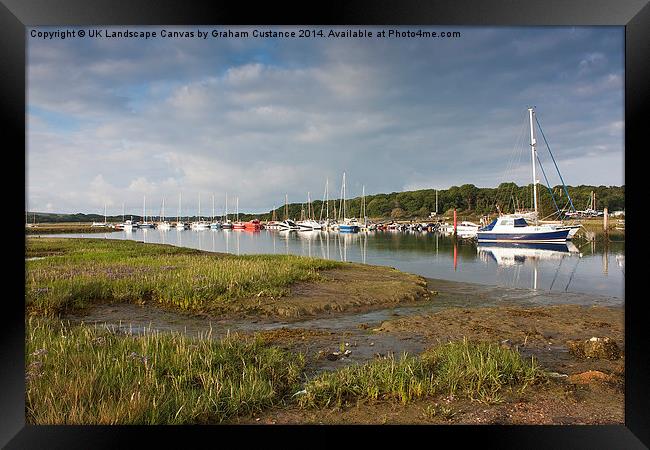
[91,203,110,227]
[477,108,569,243]
[157,198,171,230]
[297,192,322,230]
[221,194,233,229]
[210,194,221,229]
[191,194,210,230]
[139,196,155,228]
[277,194,300,230]
[175,193,187,230]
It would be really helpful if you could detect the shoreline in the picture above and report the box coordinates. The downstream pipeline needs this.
[26,237,624,425]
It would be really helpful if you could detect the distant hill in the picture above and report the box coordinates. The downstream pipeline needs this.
[27,183,624,223]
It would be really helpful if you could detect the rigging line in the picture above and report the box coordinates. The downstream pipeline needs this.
[549,256,564,291]
[535,152,561,215]
[565,257,580,292]
[535,114,576,212]
[503,112,529,212]
[501,113,525,187]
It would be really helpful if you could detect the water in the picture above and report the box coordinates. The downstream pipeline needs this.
[42,229,624,300]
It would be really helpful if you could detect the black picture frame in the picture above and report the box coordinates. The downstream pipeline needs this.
[3,0,647,447]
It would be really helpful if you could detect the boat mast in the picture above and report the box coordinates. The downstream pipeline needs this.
[143,195,146,223]
[307,192,312,220]
[104,203,107,224]
[212,194,215,222]
[162,197,165,222]
[285,194,288,220]
[341,172,346,220]
[325,178,329,220]
[122,203,125,222]
[178,193,181,223]
[435,190,438,214]
[198,193,201,222]
[361,184,366,227]
[236,197,239,221]
[225,194,228,222]
[528,107,538,221]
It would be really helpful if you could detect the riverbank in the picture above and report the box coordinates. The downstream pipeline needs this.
[26,237,430,318]
[25,238,623,425]
[26,223,114,234]
[233,304,623,425]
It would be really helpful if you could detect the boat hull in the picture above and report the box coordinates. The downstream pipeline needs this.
[477,229,570,243]
[339,224,359,233]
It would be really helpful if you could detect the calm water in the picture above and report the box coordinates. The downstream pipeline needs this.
[44,229,624,300]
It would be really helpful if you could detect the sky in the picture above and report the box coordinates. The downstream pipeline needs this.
[26,26,624,216]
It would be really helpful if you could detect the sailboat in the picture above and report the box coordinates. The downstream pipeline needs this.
[175,193,188,230]
[319,178,335,230]
[338,172,360,233]
[477,108,569,243]
[139,196,155,228]
[157,198,171,230]
[232,197,245,229]
[297,192,322,230]
[277,194,300,231]
[221,194,233,229]
[210,194,221,229]
[191,193,210,230]
[92,203,110,227]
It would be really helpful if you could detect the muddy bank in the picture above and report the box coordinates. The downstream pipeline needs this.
[235,304,624,425]
[210,265,431,318]
[373,304,624,376]
[236,379,623,425]
[64,264,431,322]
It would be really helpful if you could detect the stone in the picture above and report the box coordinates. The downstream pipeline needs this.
[567,337,621,360]
[568,370,614,384]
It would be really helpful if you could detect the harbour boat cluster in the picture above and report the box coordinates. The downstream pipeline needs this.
[91,108,598,244]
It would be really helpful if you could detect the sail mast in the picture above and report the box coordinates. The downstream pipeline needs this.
[361,184,366,226]
[341,172,346,219]
[528,107,538,220]
[285,194,288,220]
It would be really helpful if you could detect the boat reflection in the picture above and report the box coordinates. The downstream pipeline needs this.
[477,242,580,267]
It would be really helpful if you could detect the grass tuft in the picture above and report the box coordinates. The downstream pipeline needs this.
[298,338,544,408]
[26,317,305,424]
[26,238,343,317]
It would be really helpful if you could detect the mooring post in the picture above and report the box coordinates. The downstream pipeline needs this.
[603,207,608,236]
[453,208,457,236]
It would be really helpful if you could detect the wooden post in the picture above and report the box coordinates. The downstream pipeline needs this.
[603,207,608,235]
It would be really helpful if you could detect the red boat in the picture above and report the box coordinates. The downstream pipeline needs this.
[244,219,262,231]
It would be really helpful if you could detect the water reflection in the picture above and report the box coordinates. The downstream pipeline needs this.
[44,229,624,299]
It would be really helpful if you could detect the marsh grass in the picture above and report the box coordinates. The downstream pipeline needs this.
[298,339,544,408]
[26,318,305,424]
[26,238,343,316]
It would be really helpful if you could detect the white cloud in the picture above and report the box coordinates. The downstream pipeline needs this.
[26,26,624,214]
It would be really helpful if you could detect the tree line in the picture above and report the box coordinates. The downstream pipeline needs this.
[265,183,625,221]
[27,183,624,223]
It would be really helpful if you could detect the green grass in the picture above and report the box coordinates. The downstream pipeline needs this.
[298,339,544,408]
[26,238,343,317]
[26,318,305,424]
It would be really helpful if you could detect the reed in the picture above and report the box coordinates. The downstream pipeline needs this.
[26,317,305,424]
[298,339,544,408]
[26,238,343,317]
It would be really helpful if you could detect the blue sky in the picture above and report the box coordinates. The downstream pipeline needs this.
[27,26,624,215]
